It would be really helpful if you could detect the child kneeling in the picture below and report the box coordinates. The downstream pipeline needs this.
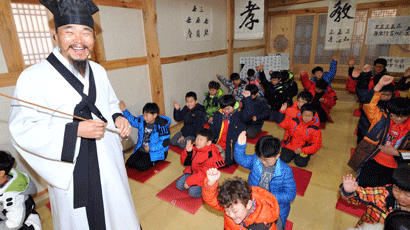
[203,168,280,229]
[121,101,171,172]
[176,128,225,198]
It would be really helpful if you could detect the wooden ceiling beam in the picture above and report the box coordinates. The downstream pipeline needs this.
[10,0,142,9]
[267,0,324,9]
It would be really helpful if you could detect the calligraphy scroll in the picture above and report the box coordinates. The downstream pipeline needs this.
[239,54,289,80]
[182,3,212,41]
[380,56,410,73]
[365,16,410,45]
[325,0,357,50]
[234,0,264,40]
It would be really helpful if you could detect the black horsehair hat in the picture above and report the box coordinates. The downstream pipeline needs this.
[39,0,99,30]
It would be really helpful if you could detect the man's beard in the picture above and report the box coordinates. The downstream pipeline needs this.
[69,57,87,75]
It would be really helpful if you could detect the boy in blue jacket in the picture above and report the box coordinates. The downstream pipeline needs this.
[121,101,171,171]
[310,53,339,88]
[234,131,296,228]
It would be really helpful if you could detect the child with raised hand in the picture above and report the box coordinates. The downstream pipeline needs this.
[176,128,225,198]
[310,51,339,88]
[171,91,206,149]
[257,64,285,112]
[340,165,410,228]
[234,131,296,228]
[202,168,280,230]
[216,73,247,102]
[121,101,171,171]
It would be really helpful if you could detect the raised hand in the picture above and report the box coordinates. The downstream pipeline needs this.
[348,58,356,67]
[177,135,185,144]
[269,70,273,75]
[300,71,307,76]
[252,116,257,121]
[332,50,340,62]
[352,68,360,78]
[173,101,180,110]
[243,90,251,98]
[363,64,371,73]
[237,131,247,145]
[280,102,288,112]
[255,66,260,72]
[260,64,264,70]
[216,74,221,79]
[206,168,221,186]
[186,140,193,152]
[119,100,127,111]
[342,174,358,193]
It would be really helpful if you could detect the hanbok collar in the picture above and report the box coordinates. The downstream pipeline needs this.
[52,46,90,85]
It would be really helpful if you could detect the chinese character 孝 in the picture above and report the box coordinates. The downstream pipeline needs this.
[329,1,354,22]
[239,1,260,30]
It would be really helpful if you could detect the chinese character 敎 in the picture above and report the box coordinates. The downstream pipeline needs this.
[329,1,354,22]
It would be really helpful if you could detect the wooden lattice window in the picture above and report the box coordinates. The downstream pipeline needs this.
[11,3,54,66]
[293,15,314,64]
[314,14,334,64]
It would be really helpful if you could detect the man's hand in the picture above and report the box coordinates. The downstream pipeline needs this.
[252,116,257,121]
[177,135,185,144]
[348,58,356,67]
[237,131,247,145]
[363,64,371,73]
[78,120,107,139]
[115,116,131,138]
[378,145,400,156]
[119,100,127,111]
[206,168,221,186]
[173,101,180,110]
[294,147,302,154]
[208,116,214,124]
[243,90,251,98]
[186,140,193,152]
[184,182,189,189]
[374,75,394,92]
[342,174,358,194]
[404,67,410,77]
[144,145,150,152]
[352,68,360,78]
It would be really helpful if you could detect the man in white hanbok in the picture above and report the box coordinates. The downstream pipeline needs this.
[8,0,141,229]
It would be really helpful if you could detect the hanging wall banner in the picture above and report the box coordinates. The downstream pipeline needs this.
[365,16,410,45]
[182,3,212,41]
[239,54,290,80]
[234,0,264,40]
[324,0,357,50]
[380,56,410,73]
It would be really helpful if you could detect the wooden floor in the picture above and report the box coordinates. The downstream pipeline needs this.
[35,84,368,230]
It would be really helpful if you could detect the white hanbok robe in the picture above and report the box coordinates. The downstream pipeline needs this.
[9,47,141,230]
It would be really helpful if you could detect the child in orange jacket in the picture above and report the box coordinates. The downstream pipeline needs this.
[202,168,280,230]
[176,128,225,198]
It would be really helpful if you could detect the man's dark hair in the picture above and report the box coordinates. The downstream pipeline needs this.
[208,81,221,90]
[392,165,410,193]
[186,91,197,101]
[311,66,324,75]
[245,84,259,96]
[384,210,410,230]
[217,177,252,208]
[247,69,255,77]
[380,83,396,93]
[197,128,214,142]
[374,58,387,67]
[0,151,15,175]
[270,71,282,80]
[230,73,240,81]
[386,97,410,117]
[300,103,317,115]
[297,91,313,103]
[219,95,236,108]
[142,103,159,115]
[315,79,329,90]
[255,135,281,158]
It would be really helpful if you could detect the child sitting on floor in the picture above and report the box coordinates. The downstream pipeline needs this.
[310,52,339,88]
[234,131,296,228]
[216,73,247,102]
[176,128,225,198]
[121,101,171,171]
[209,91,253,167]
[244,84,270,139]
[258,64,285,112]
[272,103,322,167]
[0,151,41,230]
[203,81,224,124]
[202,168,280,230]
[171,91,206,149]
[340,165,410,228]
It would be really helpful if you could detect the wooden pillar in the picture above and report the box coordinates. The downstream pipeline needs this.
[264,0,270,55]
[227,0,235,76]
[92,12,106,63]
[141,0,165,115]
[0,0,25,72]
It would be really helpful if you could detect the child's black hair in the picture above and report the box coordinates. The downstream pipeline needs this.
[0,151,15,175]
[255,135,281,158]
[380,83,396,93]
[311,66,324,75]
[373,58,387,67]
[230,73,240,81]
[247,69,255,77]
[280,70,290,81]
[142,103,160,114]
[297,91,313,103]
[217,177,252,208]
[315,79,329,90]
[208,81,221,90]
[186,91,197,101]
[196,128,214,142]
[384,210,410,230]
[386,97,410,117]
[270,71,282,80]
[245,84,259,96]
[300,103,317,115]
[392,165,410,193]
[219,95,236,108]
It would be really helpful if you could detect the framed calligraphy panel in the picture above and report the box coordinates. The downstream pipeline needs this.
[234,0,264,40]
[380,56,410,73]
[182,3,212,41]
[365,16,410,45]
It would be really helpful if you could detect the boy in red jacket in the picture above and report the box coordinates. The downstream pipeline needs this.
[176,128,225,198]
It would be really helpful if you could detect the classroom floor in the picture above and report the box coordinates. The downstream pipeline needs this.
[35,83,370,230]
